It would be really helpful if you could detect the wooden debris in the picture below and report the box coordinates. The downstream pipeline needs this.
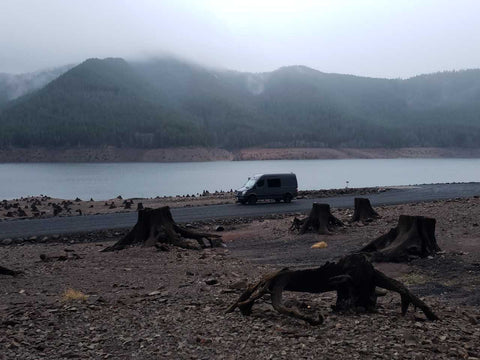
[227,254,438,325]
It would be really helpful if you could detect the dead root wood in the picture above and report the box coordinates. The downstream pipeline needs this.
[227,254,438,325]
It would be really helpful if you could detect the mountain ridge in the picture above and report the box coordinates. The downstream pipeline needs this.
[0,57,479,150]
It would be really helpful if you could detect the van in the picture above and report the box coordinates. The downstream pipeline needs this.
[236,173,298,205]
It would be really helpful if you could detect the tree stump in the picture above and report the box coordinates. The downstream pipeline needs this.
[351,197,380,222]
[294,203,343,235]
[102,206,223,252]
[227,254,438,325]
[0,265,20,276]
[359,215,441,262]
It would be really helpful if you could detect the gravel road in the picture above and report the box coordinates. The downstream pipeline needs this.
[0,182,479,239]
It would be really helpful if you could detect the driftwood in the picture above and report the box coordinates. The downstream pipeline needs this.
[0,265,20,276]
[351,198,380,222]
[290,203,343,234]
[40,251,82,262]
[227,254,438,325]
[102,206,223,252]
[359,215,441,262]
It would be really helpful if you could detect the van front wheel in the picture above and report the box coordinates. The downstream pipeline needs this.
[284,194,292,203]
[248,195,257,205]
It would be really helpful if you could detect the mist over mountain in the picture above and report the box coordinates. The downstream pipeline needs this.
[0,64,73,107]
[0,57,479,149]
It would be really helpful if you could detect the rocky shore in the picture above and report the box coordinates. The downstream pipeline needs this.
[1,196,480,359]
[1,146,479,162]
[0,186,388,221]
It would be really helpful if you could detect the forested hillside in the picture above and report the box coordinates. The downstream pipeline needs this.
[0,57,479,149]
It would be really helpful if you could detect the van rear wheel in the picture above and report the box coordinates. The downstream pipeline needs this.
[248,195,257,205]
[284,194,292,203]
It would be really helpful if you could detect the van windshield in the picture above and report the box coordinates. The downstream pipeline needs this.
[243,178,257,189]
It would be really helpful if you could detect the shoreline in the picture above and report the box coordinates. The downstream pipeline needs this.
[1,146,480,162]
[0,186,388,222]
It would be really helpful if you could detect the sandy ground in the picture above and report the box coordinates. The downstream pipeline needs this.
[1,146,479,162]
[1,197,480,359]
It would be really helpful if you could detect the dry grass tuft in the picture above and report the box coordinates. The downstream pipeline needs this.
[61,288,89,302]
[399,272,429,286]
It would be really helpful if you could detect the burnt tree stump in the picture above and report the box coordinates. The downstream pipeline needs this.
[0,265,20,276]
[227,254,438,325]
[102,206,223,252]
[351,197,380,222]
[359,215,441,262]
[293,203,343,235]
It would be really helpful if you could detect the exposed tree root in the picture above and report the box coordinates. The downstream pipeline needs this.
[359,215,441,262]
[227,254,438,325]
[102,206,223,252]
[290,203,343,235]
[351,197,380,222]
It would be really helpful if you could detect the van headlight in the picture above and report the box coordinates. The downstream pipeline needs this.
[242,190,247,195]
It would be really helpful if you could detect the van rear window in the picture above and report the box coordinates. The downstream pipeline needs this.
[267,178,281,187]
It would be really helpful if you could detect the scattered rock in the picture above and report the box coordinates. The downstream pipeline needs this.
[148,290,162,296]
[2,238,13,245]
[229,279,248,290]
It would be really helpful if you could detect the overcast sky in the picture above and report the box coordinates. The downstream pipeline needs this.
[1,0,480,78]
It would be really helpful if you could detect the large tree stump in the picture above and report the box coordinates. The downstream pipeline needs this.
[292,203,343,235]
[359,215,440,262]
[227,254,438,325]
[351,197,380,222]
[102,206,223,252]
[0,265,20,276]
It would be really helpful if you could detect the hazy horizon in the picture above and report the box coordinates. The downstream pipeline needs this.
[2,54,480,82]
[2,0,480,78]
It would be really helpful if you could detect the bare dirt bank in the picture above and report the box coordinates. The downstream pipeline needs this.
[0,146,234,163]
[234,147,480,160]
[1,146,480,162]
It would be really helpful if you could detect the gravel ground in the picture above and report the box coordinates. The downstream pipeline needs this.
[1,197,480,359]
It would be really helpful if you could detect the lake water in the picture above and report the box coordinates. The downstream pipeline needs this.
[0,159,479,200]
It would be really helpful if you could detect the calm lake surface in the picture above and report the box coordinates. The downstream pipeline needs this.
[0,159,479,200]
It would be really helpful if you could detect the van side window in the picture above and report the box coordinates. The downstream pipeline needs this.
[256,179,265,187]
[267,178,281,187]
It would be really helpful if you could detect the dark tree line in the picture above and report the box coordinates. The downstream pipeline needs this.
[1,58,479,149]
